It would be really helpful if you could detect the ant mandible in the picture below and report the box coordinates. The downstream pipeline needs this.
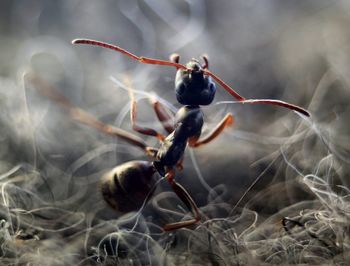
[28,39,310,231]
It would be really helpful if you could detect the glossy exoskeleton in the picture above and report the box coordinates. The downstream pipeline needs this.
[28,39,310,231]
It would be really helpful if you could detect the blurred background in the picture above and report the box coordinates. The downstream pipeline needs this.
[0,0,349,265]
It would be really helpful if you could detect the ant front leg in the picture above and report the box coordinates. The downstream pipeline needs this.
[189,113,234,148]
[163,170,201,231]
[124,77,166,141]
[150,99,175,134]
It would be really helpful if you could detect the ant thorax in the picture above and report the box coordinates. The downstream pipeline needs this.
[154,105,204,176]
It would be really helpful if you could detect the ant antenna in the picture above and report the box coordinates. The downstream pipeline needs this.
[204,69,310,116]
[72,39,310,117]
[72,39,187,69]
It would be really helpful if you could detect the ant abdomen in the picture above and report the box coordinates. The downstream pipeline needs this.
[100,161,158,213]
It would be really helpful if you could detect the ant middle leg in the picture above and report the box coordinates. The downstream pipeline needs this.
[163,170,201,231]
[189,113,234,148]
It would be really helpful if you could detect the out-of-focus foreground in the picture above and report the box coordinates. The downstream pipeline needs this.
[0,1,349,265]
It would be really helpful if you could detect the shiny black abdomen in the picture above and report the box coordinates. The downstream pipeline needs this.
[100,161,157,212]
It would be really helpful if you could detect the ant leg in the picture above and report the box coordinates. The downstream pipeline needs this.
[189,113,234,148]
[163,170,201,231]
[150,98,175,134]
[130,97,166,141]
[26,72,158,157]
[124,77,166,141]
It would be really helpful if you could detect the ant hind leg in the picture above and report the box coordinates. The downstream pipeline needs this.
[163,170,201,231]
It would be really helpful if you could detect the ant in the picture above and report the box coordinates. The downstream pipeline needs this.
[28,39,310,231]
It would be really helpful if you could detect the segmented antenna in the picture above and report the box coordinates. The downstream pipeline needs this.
[72,38,310,117]
[72,39,187,69]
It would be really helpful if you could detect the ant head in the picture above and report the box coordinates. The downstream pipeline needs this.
[172,55,216,106]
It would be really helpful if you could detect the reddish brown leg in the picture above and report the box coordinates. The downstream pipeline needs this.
[26,72,158,158]
[150,99,175,134]
[163,170,201,231]
[130,98,166,141]
[189,113,234,148]
[124,77,165,141]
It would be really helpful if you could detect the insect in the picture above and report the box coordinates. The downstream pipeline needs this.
[28,39,310,231]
